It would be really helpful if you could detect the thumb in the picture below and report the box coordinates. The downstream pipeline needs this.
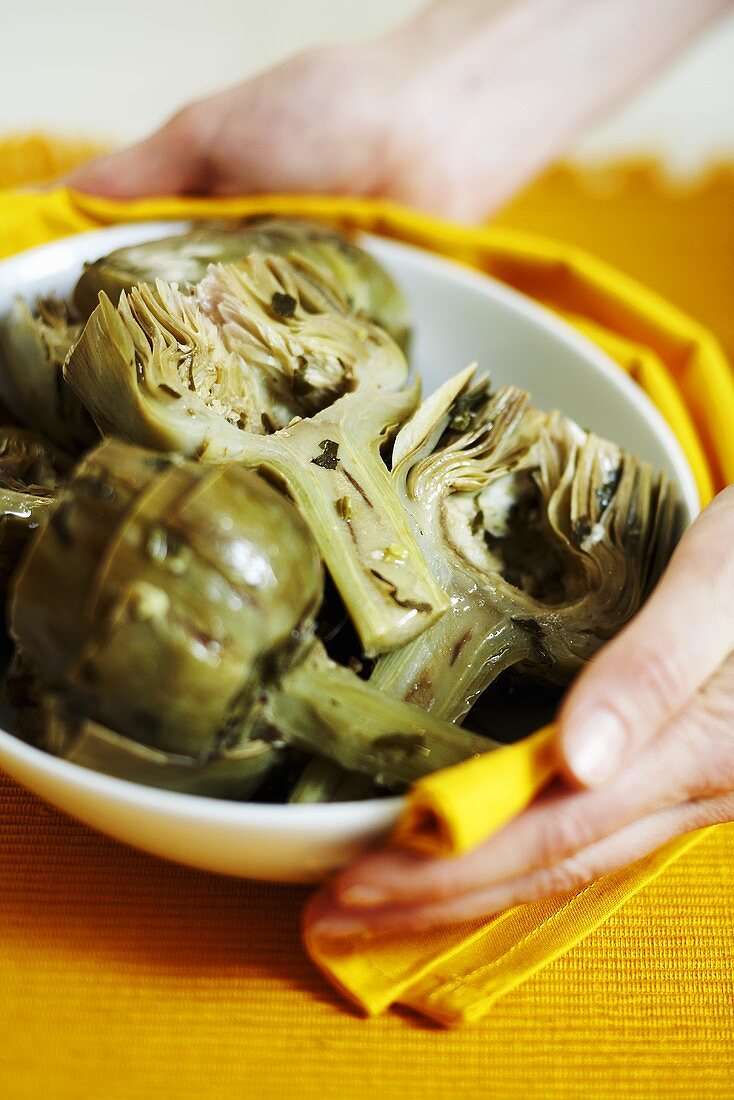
[558,485,734,788]
[67,110,205,198]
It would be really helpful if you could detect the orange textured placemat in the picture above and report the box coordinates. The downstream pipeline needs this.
[1,773,732,1100]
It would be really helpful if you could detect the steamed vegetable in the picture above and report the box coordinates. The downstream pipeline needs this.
[371,367,684,721]
[0,296,97,453]
[72,219,412,350]
[65,253,447,655]
[10,440,495,793]
[10,439,322,757]
[0,426,68,590]
[0,218,686,807]
[17,693,278,799]
[288,757,374,804]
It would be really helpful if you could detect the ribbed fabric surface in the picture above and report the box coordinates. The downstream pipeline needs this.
[1,774,732,1098]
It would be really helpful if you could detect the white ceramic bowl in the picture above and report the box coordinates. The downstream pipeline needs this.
[0,223,699,882]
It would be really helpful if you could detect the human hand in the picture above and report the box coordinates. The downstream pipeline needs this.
[69,0,729,222]
[67,43,403,205]
[305,486,734,940]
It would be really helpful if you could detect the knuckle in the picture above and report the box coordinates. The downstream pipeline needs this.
[534,804,594,868]
[532,855,593,898]
[669,678,734,799]
[167,103,208,147]
[684,793,734,831]
[680,510,734,608]
[626,646,684,724]
[423,864,472,903]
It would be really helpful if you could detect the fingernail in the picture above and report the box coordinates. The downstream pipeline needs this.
[563,709,627,786]
[338,885,389,908]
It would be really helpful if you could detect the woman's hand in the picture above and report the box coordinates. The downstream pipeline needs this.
[69,0,730,222]
[304,487,734,940]
[68,43,400,204]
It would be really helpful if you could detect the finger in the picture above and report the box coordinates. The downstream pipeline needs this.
[306,793,734,939]
[67,110,205,198]
[331,654,734,914]
[559,485,734,787]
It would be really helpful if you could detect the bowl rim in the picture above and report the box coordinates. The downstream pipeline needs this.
[0,221,700,827]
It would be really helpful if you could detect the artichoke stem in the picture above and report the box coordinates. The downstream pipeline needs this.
[288,757,348,803]
[264,658,498,790]
[257,419,448,657]
[371,603,534,724]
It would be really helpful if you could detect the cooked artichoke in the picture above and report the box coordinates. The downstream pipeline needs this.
[0,426,68,590]
[18,693,278,799]
[10,439,494,791]
[65,254,447,656]
[10,439,322,757]
[288,757,375,804]
[261,645,495,788]
[72,219,411,350]
[0,296,97,453]
[371,366,684,721]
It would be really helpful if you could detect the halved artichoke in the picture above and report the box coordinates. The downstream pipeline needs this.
[10,439,494,792]
[0,296,97,453]
[65,254,446,656]
[0,426,68,590]
[371,366,684,721]
[72,218,412,350]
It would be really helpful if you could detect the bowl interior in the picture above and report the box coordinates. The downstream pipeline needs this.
[0,222,700,882]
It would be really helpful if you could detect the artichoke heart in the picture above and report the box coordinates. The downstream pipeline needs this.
[65,252,446,656]
[72,218,412,350]
[0,295,97,453]
[372,366,685,721]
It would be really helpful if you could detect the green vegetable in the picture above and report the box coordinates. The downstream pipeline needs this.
[18,694,278,799]
[0,426,68,590]
[10,439,495,791]
[372,366,684,721]
[72,218,412,350]
[0,296,97,453]
[10,439,322,757]
[287,756,374,804]
[65,253,446,655]
[262,646,495,789]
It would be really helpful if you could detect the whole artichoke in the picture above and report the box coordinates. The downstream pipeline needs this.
[10,440,495,794]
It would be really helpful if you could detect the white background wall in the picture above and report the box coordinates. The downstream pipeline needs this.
[1,0,733,169]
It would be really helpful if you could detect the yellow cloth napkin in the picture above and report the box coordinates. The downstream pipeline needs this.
[393,725,557,857]
[1,186,732,1028]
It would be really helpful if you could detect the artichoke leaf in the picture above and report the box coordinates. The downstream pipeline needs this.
[260,642,499,792]
[0,426,70,590]
[287,756,375,804]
